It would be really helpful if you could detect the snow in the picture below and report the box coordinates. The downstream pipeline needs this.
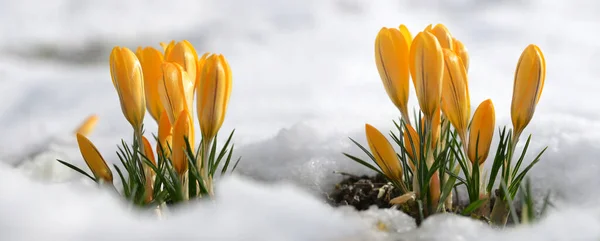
[1,0,600,240]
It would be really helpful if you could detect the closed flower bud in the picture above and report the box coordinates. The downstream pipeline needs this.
[403,124,420,171]
[172,110,193,175]
[427,24,453,50]
[157,110,173,158]
[453,38,469,72]
[136,46,165,122]
[375,27,411,117]
[409,31,444,119]
[440,49,470,140]
[76,133,113,183]
[109,47,146,130]
[511,44,545,137]
[365,124,403,181]
[165,40,198,87]
[468,99,496,165]
[197,54,232,141]
[159,62,195,125]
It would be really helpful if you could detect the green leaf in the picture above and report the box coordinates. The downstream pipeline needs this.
[56,159,96,182]
[508,147,547,198]
[221,144,235,176]
[511,134,532,179]
[487,127,508,193]
[461,198,488,216]
[231,156,242,173]
[437,175,457,212]
[113,164,129,197]
[343,153,385,177]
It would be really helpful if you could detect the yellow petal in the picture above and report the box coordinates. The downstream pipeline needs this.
[365,124,403,181]
[440,49,470,140]
[76,133,113,183]
[163,40,175,56]
[375,27,410,115]
[429,171,441,207]
[172,110,192,175]
[427,24,453,50]
[136,46,165,122]
[197,54,232,140]
[159,62,194,125]
[398,24,413,50]
[453,38,469,72]
[141,136,156,167]
[157,110,173,158]
[468,99,495,165]
[165,40,198,88]
[409,31,444,119]
[196,52,210,88]
[109,47,146,130]
[511,44,545,136]
[74,114,99,137]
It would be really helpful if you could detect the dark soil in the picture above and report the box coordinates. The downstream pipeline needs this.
[326,173,400,210]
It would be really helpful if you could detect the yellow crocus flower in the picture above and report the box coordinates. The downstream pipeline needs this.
[427,24,453,50]
[409,31,444,120]
[468,99,496,165]
[172,110,193,175]
[136,46,165,122]
[375,27,411,119]
[159,62,195,125]
[365,124,403,181]
[197,54,232,141]
[157,110,173,158]
[511,44,546,138]
[440,49,470,141]
[76,133,113,183]
[165,40,198,88]
[109,47,146,130]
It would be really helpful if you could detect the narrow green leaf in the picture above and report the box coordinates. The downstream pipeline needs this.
[461,198,488,215]
[57,159,96,182]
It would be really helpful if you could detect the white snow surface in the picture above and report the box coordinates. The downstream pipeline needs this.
[1,0,600,240]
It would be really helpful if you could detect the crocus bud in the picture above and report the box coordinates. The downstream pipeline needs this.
[197,54,232,141]
[375,27,411,117]
[453,38,469,72]
[157,110,173,158]
[468,99,496,165]
[440,49,470,140]
[159,62,195,125]
[76,133,113,183]
[365,124,403,181]
[511,44,545,137]
[141,135,155,203]
[141,136,156,167]
[136,46,165,122]
[109,47,146,130]
[172,110,192,175]
[165,40,198,88]
[403,124,420,171]
[74,114,99,137]
[409,31,444,119]
[427,24,453,50]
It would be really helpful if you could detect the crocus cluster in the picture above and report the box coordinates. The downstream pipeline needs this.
[72,40,233,203]
[357,23,546,225]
